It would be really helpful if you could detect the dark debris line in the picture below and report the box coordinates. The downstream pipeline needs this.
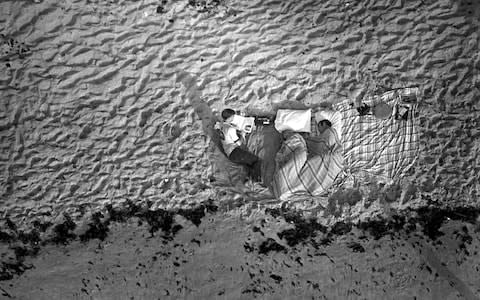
[1,200,479,281]
[261,206,480,252]
[0,199,218,281]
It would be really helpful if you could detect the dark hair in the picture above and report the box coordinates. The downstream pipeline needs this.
[221,108,236,121]
[318,120,332,127]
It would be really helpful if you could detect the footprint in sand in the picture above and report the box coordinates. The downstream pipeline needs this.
[163,122,184,142]
[169,123,183,141]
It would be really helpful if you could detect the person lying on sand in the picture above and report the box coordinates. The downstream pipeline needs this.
[219,108,261,181]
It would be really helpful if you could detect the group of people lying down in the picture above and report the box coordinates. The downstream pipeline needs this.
[211,87,419,199]
[216,107,336,186]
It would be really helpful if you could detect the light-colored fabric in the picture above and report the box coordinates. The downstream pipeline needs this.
[221,125,240,156]
[274,109,312,133]
[270,87,420,200]
[332,87,420,183]
[272,132,344,200]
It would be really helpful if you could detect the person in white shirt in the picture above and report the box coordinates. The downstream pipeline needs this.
[220,109,261,181]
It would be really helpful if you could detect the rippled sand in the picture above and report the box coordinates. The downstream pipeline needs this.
[1,0,479,223]
[0,0,480,298]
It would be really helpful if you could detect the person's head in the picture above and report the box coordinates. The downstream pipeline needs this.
[317,119,332,133]
[282,130,296,140]
[221,108,236,121]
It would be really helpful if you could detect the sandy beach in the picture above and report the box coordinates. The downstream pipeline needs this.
[1,0,480,298]
[2,206,480,299]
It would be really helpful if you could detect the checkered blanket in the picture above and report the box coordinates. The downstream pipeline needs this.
[271,87,420,200]
[271,131,344,200]
[333,87,420,182]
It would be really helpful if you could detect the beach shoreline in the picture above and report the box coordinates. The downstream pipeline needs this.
[1,0,479,297]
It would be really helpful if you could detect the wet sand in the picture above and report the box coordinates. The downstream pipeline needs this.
[2,207,480,299]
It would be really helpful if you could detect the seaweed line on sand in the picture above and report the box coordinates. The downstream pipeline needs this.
[0,199,218,281]
[262,205,480,250]
[1,200,479,281]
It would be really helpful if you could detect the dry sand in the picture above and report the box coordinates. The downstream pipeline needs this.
[1,0,480,298]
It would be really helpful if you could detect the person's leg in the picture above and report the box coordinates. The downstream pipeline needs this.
[250,160,262,182]
[229,147,263,182]
[259,125,282,190]
[228,147,259,166]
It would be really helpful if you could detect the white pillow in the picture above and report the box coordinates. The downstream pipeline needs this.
[274,109,311,133]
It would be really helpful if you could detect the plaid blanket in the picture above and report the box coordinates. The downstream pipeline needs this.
[272,131,344,200]
[333,87,420,182]
[271,87,420,200]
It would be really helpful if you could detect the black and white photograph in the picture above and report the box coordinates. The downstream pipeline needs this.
[1,0,479,298]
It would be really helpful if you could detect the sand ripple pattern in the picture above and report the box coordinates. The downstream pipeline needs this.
[0,0,479,223]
